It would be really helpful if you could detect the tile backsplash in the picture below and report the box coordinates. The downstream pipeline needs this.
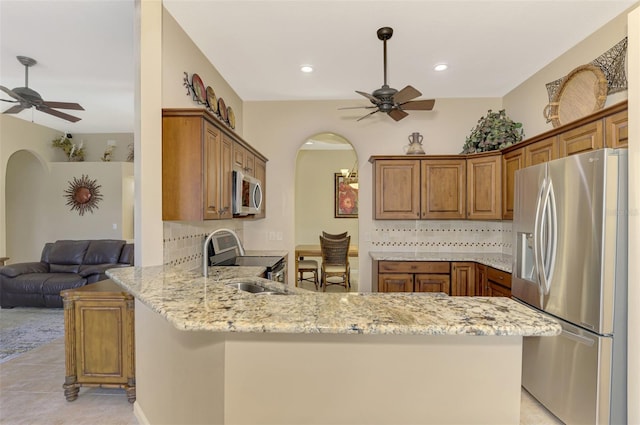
[370,220,513,255]
[163,221,243,270]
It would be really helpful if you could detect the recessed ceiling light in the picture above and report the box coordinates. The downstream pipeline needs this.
[434,63,448,72]
[300,65,314,73]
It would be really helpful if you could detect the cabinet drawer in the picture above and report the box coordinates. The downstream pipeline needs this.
[487,267,511,289]
[379,261,450,274]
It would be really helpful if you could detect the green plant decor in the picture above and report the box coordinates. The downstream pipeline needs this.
[52,134,85,161]
[461,109,524,154]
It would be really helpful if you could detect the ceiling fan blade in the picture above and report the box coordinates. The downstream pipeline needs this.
[393,85,421,105]
[356,90,381,104]
[3,104,27,114]
[357,109,380,122]
[42,101,84,111]
[1,98,19,103]
[401,99,436,111]
[388,108,409,121]
[0,85,24,101]
[36,105,82,122]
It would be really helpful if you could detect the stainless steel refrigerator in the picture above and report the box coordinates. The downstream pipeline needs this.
[512,148,628,425]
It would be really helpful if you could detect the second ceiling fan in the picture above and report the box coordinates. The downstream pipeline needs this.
[342,27,435,122]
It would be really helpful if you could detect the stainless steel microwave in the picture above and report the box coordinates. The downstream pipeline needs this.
[232,168,263,215]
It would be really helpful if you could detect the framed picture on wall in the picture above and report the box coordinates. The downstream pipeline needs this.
[334,173,358,218]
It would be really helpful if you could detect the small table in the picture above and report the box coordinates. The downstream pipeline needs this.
[294,244,358,280]
[0,257,8,266]
[61,279,135,403]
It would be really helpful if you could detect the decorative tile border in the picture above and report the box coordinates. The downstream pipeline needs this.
[163,221,242,270]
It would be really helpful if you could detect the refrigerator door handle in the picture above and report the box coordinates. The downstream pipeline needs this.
[540,180,558,296]
[533,178,546,303]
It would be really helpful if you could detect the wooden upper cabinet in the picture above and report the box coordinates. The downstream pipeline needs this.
[525,136,558,166]
[466,153,501,220]
[421,159,466,219]
[605,110,628,148]
[162,115,228,221]
[558,120,603,157]
[374,159,421,219]
[162,109,266,221]
[233,143,256,176]
[501,148,524,220]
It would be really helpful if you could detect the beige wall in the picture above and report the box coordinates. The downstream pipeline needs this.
[295,149,359,244]
[504,8,630,136]
[0,114,133,262]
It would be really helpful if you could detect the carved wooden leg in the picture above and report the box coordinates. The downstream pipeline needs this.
[63,376,79,401]
[126,379,136,403]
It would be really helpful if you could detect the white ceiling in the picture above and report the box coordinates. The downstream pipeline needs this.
[1,0,636,134]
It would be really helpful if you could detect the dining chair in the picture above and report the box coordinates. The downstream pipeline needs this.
[319,235,350,292]
[322,231,348,240]
[297,259,319,290]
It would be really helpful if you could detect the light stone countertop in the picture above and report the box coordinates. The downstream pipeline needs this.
[107,264,560,337]
[369,251,513,273]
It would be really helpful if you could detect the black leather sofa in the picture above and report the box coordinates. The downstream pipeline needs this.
[0,239,134,308]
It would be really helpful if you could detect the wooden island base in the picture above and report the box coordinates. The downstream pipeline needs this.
[134,300,523,425]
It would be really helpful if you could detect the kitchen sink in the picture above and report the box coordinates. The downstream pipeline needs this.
[225,281,286,295]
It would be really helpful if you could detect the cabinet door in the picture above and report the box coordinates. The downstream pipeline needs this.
[378,273,414,292]
[204,123,223,219]
[421,159,466,219]
[558,120,603,157]
[466,154,501,220]
[451,262,476,296]
[487,281,511,297]
[162,116,204,221]
[253,157,267,219]
[525,136,558,166]
[233,143,255,175]
[374,159,421,219]
[605,110,628,148]
[415,274,450,294]
[501,148,524,220]
[487,267,512,297]
[475,263,488,297]
[74,300,131,384]
[219,134,233,219]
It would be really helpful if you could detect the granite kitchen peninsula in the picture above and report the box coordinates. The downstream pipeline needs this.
[107,265,560,425]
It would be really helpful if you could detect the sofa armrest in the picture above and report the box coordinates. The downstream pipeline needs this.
[0,262,49,278]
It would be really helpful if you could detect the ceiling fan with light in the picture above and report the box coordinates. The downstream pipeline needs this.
[1,56,84,123]
[340,27,435,122]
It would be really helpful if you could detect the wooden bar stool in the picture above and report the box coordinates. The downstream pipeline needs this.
[297,259,319,290]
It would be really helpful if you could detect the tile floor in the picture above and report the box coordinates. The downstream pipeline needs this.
[1,312,564,425]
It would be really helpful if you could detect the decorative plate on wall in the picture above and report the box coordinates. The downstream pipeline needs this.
[543,64,608,128]
[64,174,103,216]
[191,74,206,104]
[218,98,228,123]
[206,86,218,114]
[227,106,235,129]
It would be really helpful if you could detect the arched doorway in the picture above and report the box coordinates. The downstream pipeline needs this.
[294,132,359,291]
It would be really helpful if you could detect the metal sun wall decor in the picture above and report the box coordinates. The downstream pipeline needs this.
[182,71,236,129]
[64,174,103,216]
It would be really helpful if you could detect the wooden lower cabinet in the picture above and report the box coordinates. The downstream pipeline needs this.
[486,267,512,297]
[375,260,512,298]
[450,262,476,296]
[475,263,488,296]
[61,280,135,403]
[376,261,450,293]
[415,273,451,294]
[378,273,414,292]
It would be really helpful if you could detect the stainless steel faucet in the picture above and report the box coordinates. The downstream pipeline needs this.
[203,228,245,277]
